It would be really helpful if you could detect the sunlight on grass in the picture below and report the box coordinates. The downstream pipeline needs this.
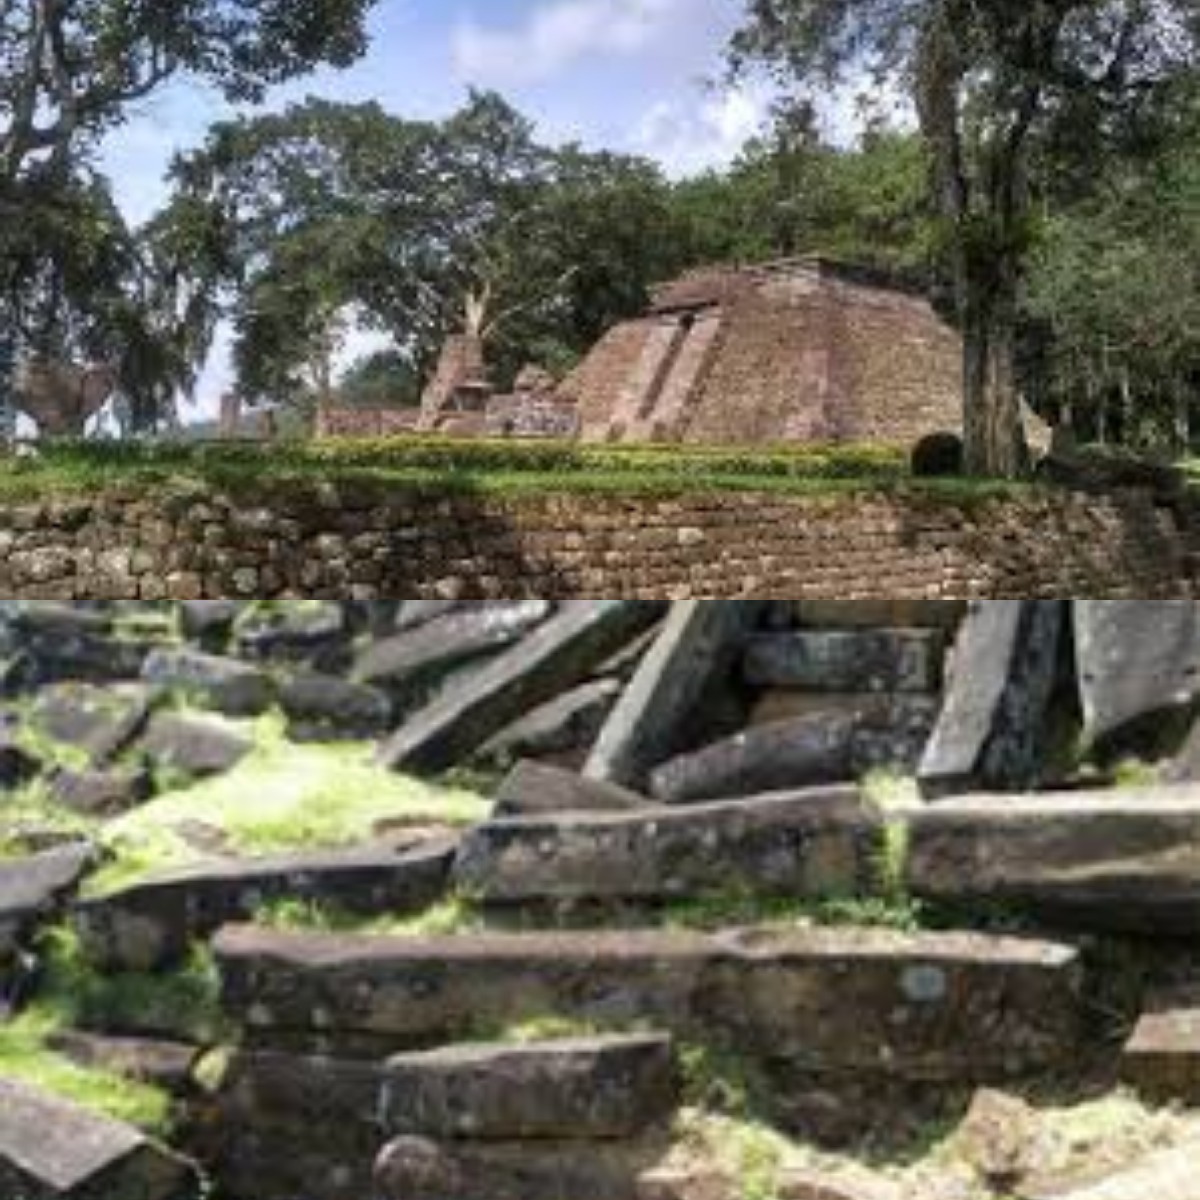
[87,715,490,896]
[0,1007,173,1133]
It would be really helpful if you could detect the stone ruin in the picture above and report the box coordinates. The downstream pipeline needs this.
[5,601,1200,1199]
[316,256,964,446]
[10,357,119,439]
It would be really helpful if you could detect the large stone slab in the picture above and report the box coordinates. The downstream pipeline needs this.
[28,682,155,765]
[586,601,764,789]
[906,787,1200,934]
[354,601,553,703]
[918,601,1068,798]
[479,677,624,768]
[79,838,455,971]
[0,1077,193,1199]
[278,672,392,741]
[744,630,945,694]
[216,925,1083,1082]
[1122,997,1200,1102]
[0,844,93,957]
[9,605,155,685]
[1075,601,1200,753]
[141,647,274,717]
[649,701,937,805]
[492,760,652,819]
[382,1034,679,1140]
[376,1136,651,1200]
[138,712,253,780]
[454,789,876,906]
[379,602,665,774]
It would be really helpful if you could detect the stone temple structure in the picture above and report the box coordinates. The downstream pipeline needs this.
[562,257,963,445]
[316,256,964,447]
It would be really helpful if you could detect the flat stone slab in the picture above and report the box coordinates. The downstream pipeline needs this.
[138,712,253,780]
[1075,601,1200,752]
[0,1076,192,1199]
[454,788,876,905]
[79,838,456,971]
[382,1034,679,1140]
[376,1135,651,1200]
[492,760,652,819]
[216,925,1083,1082]
[479,677,624,768]
[0,844,93,956]
[141,647,275,716]
[919,601,1068,798]
[47,1031,203,1096]
[586,601,765,789]
[379,602,665,774]
[28,682,155,764]
[1122,998,1200,1101]
[743,629,945,694]
[906,787,1200,934]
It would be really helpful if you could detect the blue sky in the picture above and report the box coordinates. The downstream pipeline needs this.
[103,0,769,226]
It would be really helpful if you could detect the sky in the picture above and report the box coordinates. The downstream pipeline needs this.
[98,0,781,416]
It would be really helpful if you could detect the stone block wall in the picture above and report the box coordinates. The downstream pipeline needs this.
[0,483,1190,600]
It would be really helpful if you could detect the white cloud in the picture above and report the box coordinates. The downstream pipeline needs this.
[452,0,687,87]
[634,84,772,178]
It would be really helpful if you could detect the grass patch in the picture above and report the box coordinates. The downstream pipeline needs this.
[253,894,481,938]
[0,1007,173,1132]
[662,888,928,934]
[87,715,489,896]
[0,438,1034,504]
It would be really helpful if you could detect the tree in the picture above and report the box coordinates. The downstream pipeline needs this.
[730,0,1198,476]
[158,92,687,408]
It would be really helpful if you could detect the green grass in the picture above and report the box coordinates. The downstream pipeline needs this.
[0,437,1030,503]
[0,1007,173,1132]
[86,714,490,896]
[253,893,481,938]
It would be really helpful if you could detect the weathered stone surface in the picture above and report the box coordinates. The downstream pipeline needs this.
[638,1167,733,1200]
[0,725,43,787]
[790,601,967,630]
[1075,601,1200,753]
[142,648,274,717]
[50,766,153,816]
[393,600,465,631]
[919,601,1068,798]
[906,788,1200,934]
[178,601,241,650]
[1122,998,1200,1102]
[29,682,154,764]
[235,602,348,667]
[586,601,764,789]
[383,1034,679,1140]
[278,672,392,741]
[0,844,92,955]
[1026,1143,1200,1200]
[743,629,945,694]
[139,712,253,780]
[455,789,875,906]
[778,1166,903,1200]
[379,602,665,774]
[354,601,553,703]
[216,925,1083,1082]
[11,606,153,684]
[0,1076,193,1199]
[492,760,652,819]
[48,1031,204,1095]
[375,1135,650,1200]
[650,701,936,805]
[950,1089,1053,1194]
[79,838,455,971]
[479,677,624,768]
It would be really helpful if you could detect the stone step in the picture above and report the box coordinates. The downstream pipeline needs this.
[215,925,1083,1083]
[0,1077,194,1199]
[1121,997,1200,1102]
[743,630,946,694]
[905,787,1200,934]
[78,838,456,971]
[453,788,875,906]
[382,1034,679,1141]
[491,760,653,819]
[1023,1143,1200,1200]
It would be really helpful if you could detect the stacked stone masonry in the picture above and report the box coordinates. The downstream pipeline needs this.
[0,482,1190,599]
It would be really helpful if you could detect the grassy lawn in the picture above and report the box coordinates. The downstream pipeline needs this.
[0,438,1030,502]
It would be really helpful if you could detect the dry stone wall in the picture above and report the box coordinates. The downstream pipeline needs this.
[0,483,1189,600]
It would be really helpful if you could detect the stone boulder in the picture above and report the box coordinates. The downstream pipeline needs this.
[278,672,392,741]
[0,844,93,959]
[1122,996,1200,1103]
[586,601,764,790]
[492,760,652,819]
[1029,1142,1200,1200]
[235,601,349,668]
[28,682,155,765]
[142,648,274,717]
[178,601,242,651]
[0,1077,194,1199]
[382,1034,679,1140]
[918,601,1069,798]
[49,766,154,816]
[454,788,876,906]
[378,602,665,774]
[138,712,253,780]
